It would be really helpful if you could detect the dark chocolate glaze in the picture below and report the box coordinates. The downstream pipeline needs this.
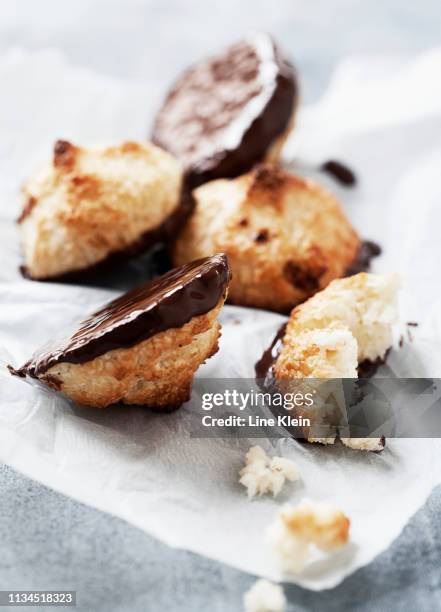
[20,178,195,283]
[152,34,298,188]
[357,354,388,378]
[320,160,357,186]
[345,240,382,276]
[255,323,287,389]
[11,254,231,378]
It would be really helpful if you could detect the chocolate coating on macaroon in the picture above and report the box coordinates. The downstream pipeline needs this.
[11,254,231,377]
[345,240,382,277]
[152,33,298,187]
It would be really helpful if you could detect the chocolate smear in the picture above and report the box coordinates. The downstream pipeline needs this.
[320,160,357,186]
[345,240,382,276]
[357,352,389,378]
[255,323,287,389]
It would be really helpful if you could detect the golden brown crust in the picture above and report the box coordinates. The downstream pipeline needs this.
[38,298,225,409]
[17,196,37,224]
[281,500,350,551]
[19,140,183,279]
[266,499,350,573]
[172,164,360,313]
[274,326,358,379]
[53,139,78,171]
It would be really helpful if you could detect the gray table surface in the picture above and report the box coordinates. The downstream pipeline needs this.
[1,1,441,610]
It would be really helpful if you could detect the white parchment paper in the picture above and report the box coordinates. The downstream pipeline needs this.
[1,47,441,590]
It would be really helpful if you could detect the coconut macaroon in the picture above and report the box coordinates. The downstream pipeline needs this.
[274,272,399,379]
[9,255,231,409]
[172,165,361,313]
[18,140,187,280]
[266,499,350,574]
[152,33,298,188]
[271,272,399,450]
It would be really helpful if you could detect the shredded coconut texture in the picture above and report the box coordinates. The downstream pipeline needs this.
[239,446,300,498]
[340,437,385,451]
[243,579,287,612]
[266,499,350,573]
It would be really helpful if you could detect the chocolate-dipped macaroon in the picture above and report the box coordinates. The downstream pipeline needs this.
[255,272,399,451]
[152,33,298,188]
[19,140,192,281]
[9,254,231,409]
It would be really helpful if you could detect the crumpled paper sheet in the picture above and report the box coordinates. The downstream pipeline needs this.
[1,47,441,590]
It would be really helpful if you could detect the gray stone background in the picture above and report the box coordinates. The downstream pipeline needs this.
[1,1,441,610]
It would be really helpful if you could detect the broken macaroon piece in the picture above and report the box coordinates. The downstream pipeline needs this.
[173,164,361,313]
[19,140,191,281]
[266,499,350,574]
[274,272,399,377]
[8,254,231,409]
[272,272,399,449]
[239,445,300,498]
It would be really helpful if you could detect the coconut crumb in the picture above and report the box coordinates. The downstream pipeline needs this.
[307,436,336,445]
[239,446,300,499]
[341,437,385,451]
[266,499,350,574]
[243,579,286,612]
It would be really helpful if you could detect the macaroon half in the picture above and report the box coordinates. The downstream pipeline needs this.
[9,254,231,409]
[257,272,399,451]
[274,272,399,379]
